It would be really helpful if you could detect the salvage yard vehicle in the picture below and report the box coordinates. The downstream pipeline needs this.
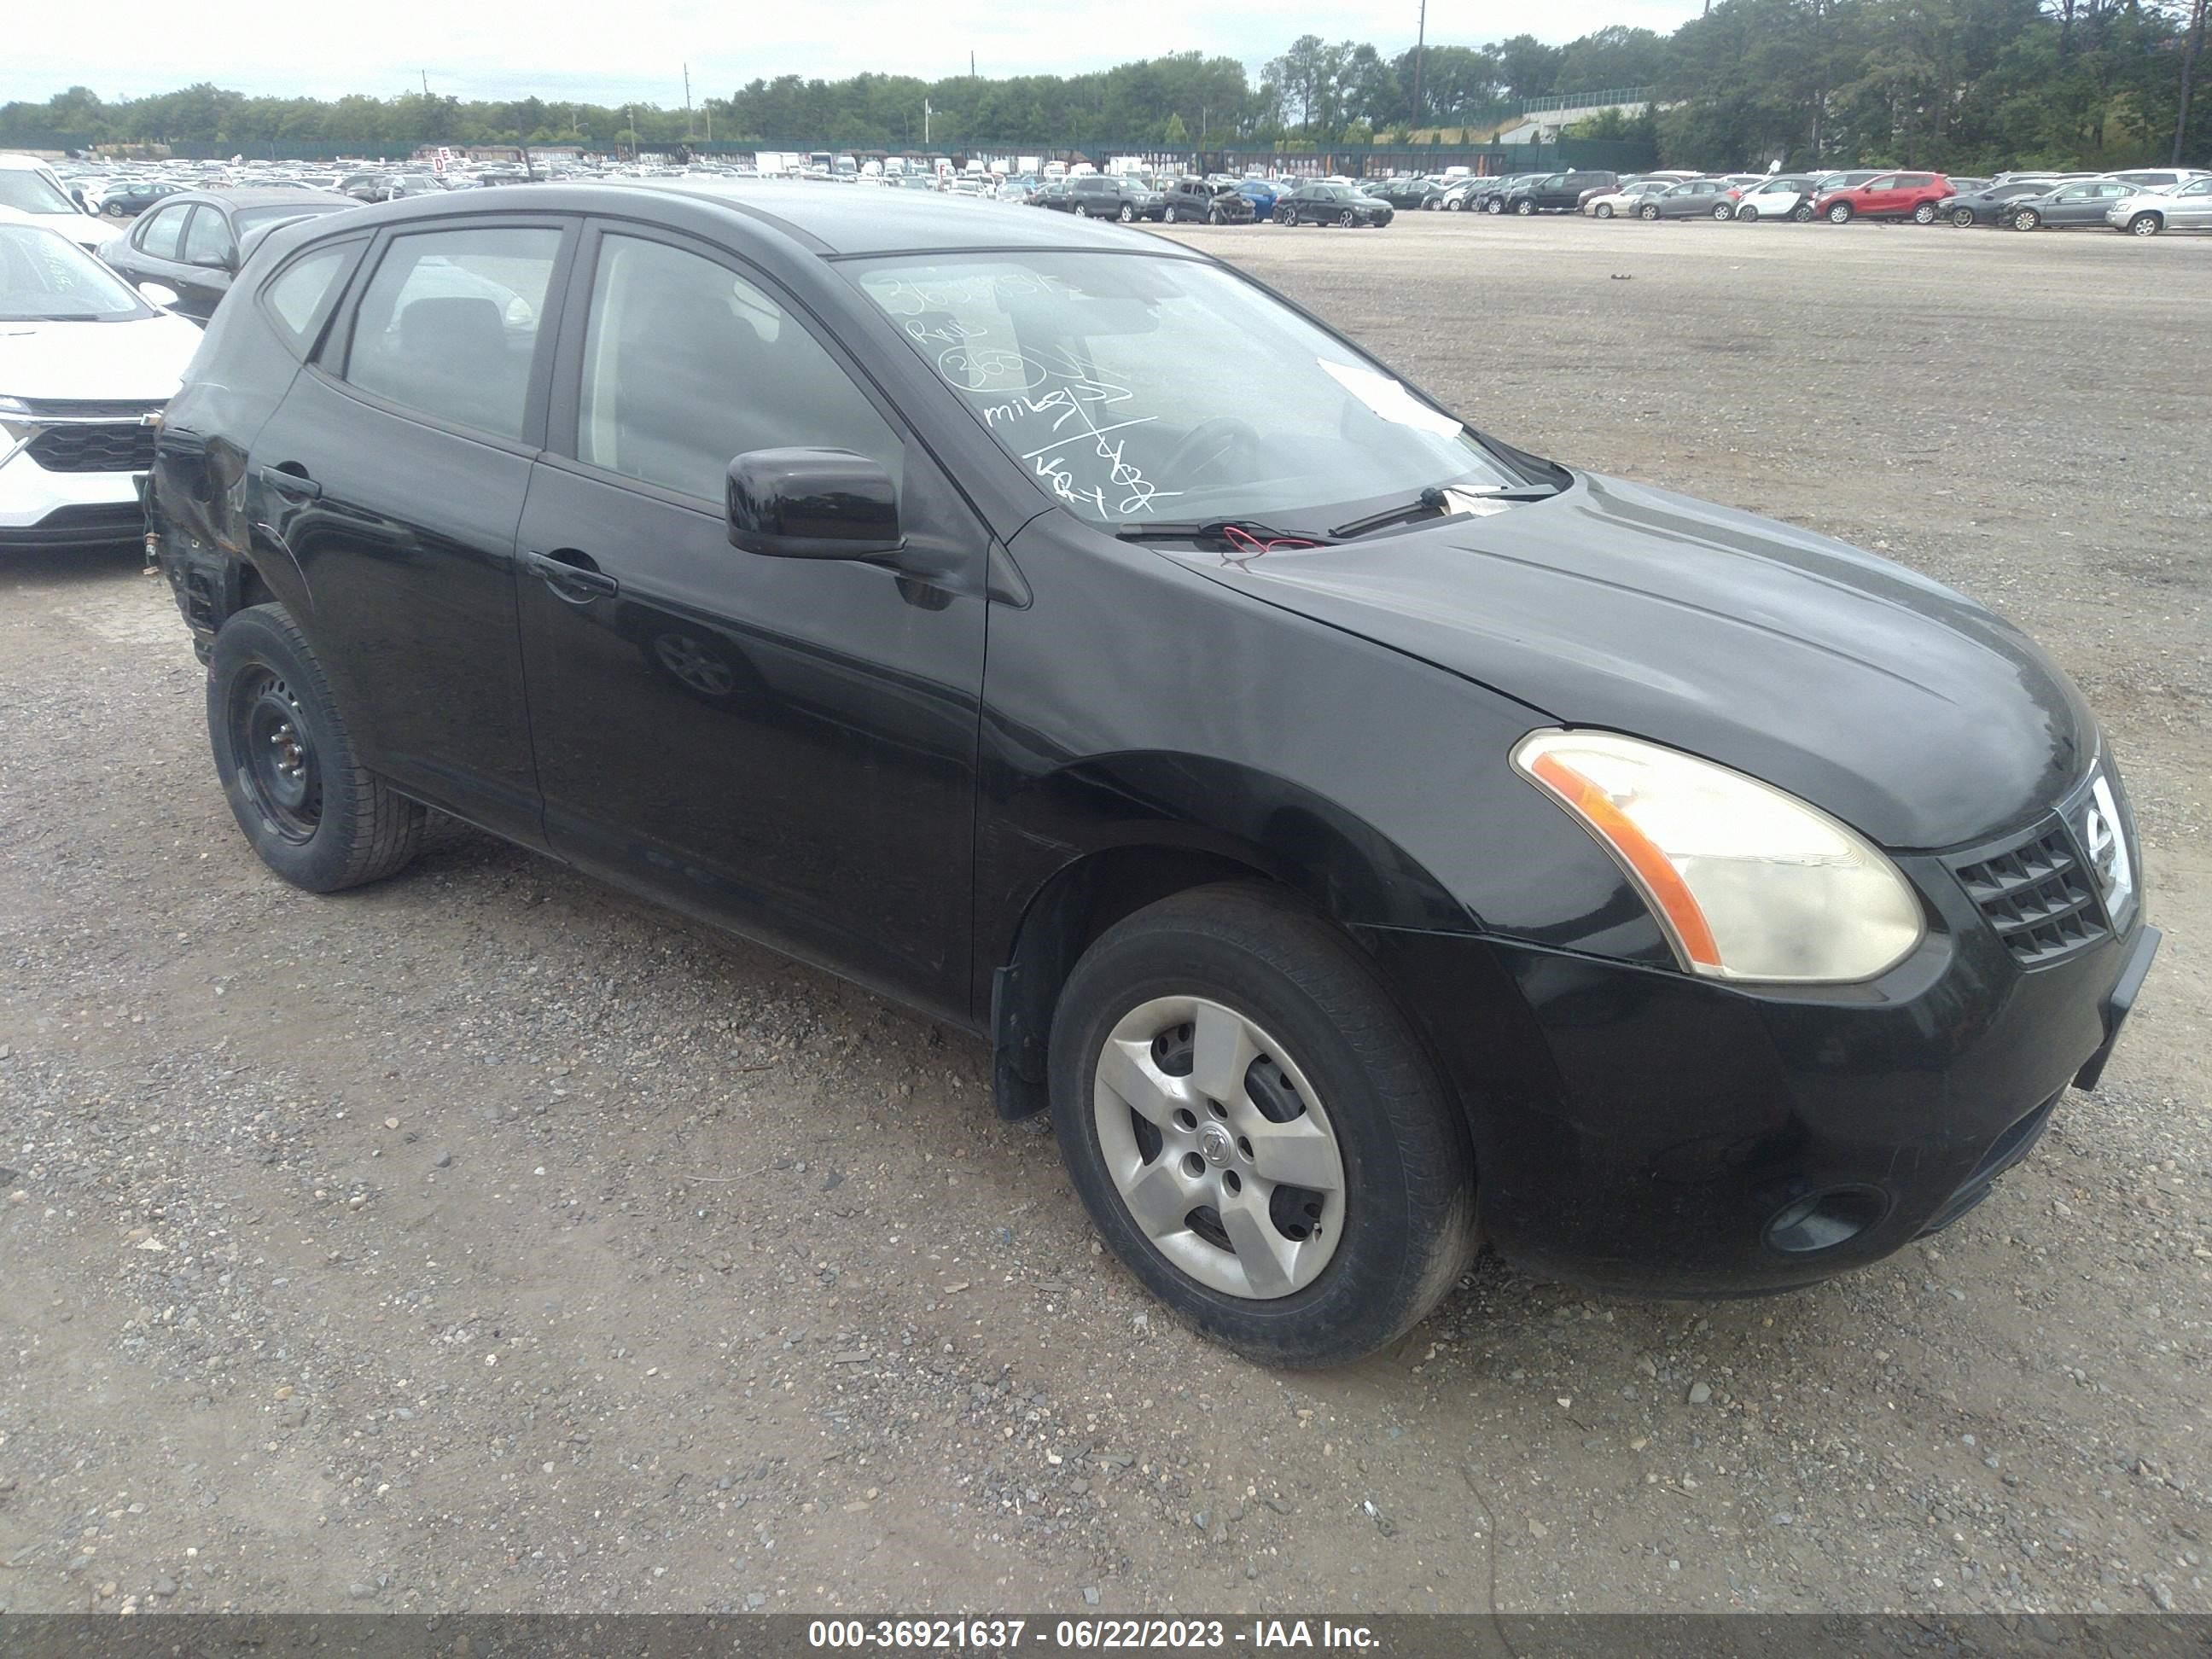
[1585,178,1674,218]
[0,221,201,551]
[2106,174,2212,234]
[98,188,358,323]
[1500,170,1620,215]
[2005,178,2138,232]
[1272,181,1393,227]
[150,184,2158,1366]
[1160,178,1255,224]
[1731,175,1821,220]
[0,154,110,253]
[1638,178,1742,219]
[1937,178,2061,227]
[1813,171,1955,223]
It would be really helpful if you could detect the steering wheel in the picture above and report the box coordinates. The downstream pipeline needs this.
[1161,416,1263,488]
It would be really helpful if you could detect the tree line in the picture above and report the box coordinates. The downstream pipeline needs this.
[4,0,2205,172]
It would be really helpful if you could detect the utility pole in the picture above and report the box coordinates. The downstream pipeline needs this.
[971,50,977,77]
[684,63,695,140]
[421,70,429,96]
[924,98,933,144]
[1412,0,1427,130]
[2177,0,2208,165]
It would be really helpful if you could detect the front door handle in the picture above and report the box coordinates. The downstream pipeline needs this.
[524,548,618,603]
[259,463,320,500]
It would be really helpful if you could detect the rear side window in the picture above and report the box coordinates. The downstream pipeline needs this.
[263,240,364,353]
[137,204,189,260]
[341,226,560,442]
[182,207,235,268]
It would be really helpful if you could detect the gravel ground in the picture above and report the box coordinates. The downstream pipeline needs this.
[0,212,2206,1620]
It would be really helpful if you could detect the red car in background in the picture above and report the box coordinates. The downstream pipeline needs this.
[1813,172,1955,224]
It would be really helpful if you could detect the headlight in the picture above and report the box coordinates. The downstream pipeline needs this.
[1512,729,1925,983]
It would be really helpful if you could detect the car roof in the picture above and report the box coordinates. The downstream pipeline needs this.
[346,180,1181,258]
[164,188,358,211]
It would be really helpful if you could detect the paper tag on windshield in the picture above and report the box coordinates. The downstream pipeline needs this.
[1318,359,1464,438]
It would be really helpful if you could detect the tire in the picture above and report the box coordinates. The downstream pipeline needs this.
[1117,203,1135,223]
[1336,209,1355,228]
[2129,213,2161,236]
[1950,207,1976,228]
[1074,203,1090,218]
[1483,197,1504,214]
[1049,884,1476,1367]
[1912,201,1937,224]
[1827,201,1853,223]
[1445,195,1464,212]
[1639,202,1661,221]
[1736,203,1758,220]
[1515,198,1536,216]
[1208,205,1221,224]
[1594,202,1615,218]
[1790,202,1815,222]
[1273,207,1294,225]
[207,603,426,893]
[1714,202,1735,220]
[2011,208,2040,231]
[1162,205,1178,224]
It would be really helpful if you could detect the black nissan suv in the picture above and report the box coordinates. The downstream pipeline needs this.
[148,184,2157,1367]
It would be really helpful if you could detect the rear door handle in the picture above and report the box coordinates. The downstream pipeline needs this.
[259,464,320,500]
[524,548,618,602]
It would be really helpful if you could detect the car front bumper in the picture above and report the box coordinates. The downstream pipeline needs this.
[0,430,154,550]
[1357,861,2158,1298]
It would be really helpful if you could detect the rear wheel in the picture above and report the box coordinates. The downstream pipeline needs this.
[1790,202,1816,222]
[1827,201,1854,223]
[1714,201,1735,220]
[207,604,425,893]
[1074,202,1091,218]
[2129,212,2162,236]
[1950,207,1976,228]
[1049,884,1476,1367]
[1912,201,1938,224]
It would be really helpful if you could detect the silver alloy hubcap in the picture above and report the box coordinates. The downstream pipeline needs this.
[1092,995,1347,1300]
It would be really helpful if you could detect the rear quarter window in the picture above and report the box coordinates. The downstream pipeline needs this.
[261,239,366,356]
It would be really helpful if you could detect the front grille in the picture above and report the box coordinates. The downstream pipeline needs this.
[1951,822,2109,967]
[26,423,159,474]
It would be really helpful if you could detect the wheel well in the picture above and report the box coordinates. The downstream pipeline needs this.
[232,560,277,620]
[988,845,1282,1120]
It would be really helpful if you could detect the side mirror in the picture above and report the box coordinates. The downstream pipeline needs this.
[726,447,903,561]
[137,282,181,309]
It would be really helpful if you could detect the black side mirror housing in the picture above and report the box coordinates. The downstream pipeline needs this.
[726,447,904,561]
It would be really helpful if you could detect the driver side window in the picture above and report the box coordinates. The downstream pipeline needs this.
[576,234,901,504]
[183,207,236,269]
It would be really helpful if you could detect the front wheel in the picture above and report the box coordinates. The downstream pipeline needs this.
[1515,199,1536,216]
[1161,205,1178,224]
[1950,207,1976,228]
[1827,202,1854,224]
[1050,885,1476,1367]
[1208,205,1221,224]
[1912,201,1938,224]
[1445,196,1464,211]
[1639,202,1661,220]
[1594,202,1615,219]
[2011,208,2040,231]
[1273,206,1294,225]
[1483,197,1504,214]
[2129,212,2162,236]
[1336,208,1355,228]
[1117,203,1135,222]
[1735,203,1759,220]
[207,604,426,892]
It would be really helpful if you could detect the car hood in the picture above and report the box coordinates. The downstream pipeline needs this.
[1161,472,2094,849]
[0,311,202,402]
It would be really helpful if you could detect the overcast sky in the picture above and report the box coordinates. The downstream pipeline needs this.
[5,0,1706,106]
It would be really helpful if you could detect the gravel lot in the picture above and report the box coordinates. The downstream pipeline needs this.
[1,212,2207,1619]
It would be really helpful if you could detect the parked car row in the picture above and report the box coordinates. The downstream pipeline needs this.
[1579,165,2212,234]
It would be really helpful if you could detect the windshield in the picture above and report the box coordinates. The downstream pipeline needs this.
[0,170,81,215]
[0,223,146,321]
[851,253,1532,527]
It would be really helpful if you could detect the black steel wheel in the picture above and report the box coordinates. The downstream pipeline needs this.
[207,604,425,892]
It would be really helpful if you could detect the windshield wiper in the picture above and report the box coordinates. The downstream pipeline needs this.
[1114,518,1336,549]
[10,311,105,323]
[1330,484,1562,540]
